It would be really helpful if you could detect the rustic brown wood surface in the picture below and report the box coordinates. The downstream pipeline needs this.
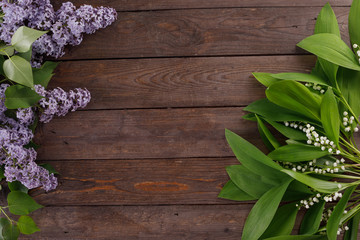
[60,7,350,60]
[21,0,353,239]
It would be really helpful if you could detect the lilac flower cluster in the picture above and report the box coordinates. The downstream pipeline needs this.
[0,83,91,191]
[35,85,91,123]
[0,0,117,66]
[0,84,57,191]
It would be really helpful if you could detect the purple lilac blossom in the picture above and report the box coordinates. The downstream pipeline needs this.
[0,0,117,66]
[0,83,58,191]
[35,85,91,123]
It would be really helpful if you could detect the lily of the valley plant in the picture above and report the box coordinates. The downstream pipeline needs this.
[219,1,360,239]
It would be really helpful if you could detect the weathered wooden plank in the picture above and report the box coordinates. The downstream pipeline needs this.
[21,205,255,239]
[51,55,316,110]
[61,7,349,59]
[31,158,238,205]
[35,107,261,160]
[52,0,351,11]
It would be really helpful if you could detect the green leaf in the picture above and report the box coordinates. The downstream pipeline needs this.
[225,129,286,181]
[3,56,33,88]
[314,3,340,37]
[320,88,340,146]
[241,179,292,240]
[344,211,360,240]
[226,165,277,199]
[264,235,327,240]
[300,200,326,235]
[0,218,8,240]
[0,43,14,57]
[349,0,360,49]
[244,98,313,123]
[17,216,40,235]
[7,191,43,215]
[314,3,340,87]
[11,26,47,53]
[337,67,360,118]
[297,33,360,71]
[263,119,307,141]
[256,115,281,151]
[18,48,32,62]
[281,169,353,193]
[33,61,59,88]
[0,166,4,180]
[1,219,19,240]
[268,144,329,162]
[252,72,280,87]
[327,186,356,240]
[260,203,299,238]
[218,180,256,201]
[266,80,322,121]
[5,85,43,109]
[283,180,313,201]
[8,181,28,193]
[272,72,328,86]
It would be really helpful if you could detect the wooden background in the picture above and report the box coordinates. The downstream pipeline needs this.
[21,0,352,239]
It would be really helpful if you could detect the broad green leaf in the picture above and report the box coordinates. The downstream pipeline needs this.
[318,58,338,87]
[8,181,28,193]
[226,165,277,199]
[349,0,360,49]
[264,119,307,140]
[300,200,326,235]
[344,211,360,240]
[260,203,298,238]
[314,3,340,87]
[17,216,40,235]
[1,220,19,240]
[252,72,280,87]
[272,72,328,86]
[11,26,47,53]
[241,179,292,240]
[281,169,353,193]
[268,144,329,162]
[218,180,256,201]
[33,61,59,88]
[225,129,286,181]
[321,88,340,146]
[256,115,281,151]
[266,80,322,121]
[18,48,32,62]
[314,3,340,37]
[0,218,8,240]
[312,60,329,82]
[0,43,14,57]
[244,98,313,123]
[3,56,33,88]
[283,180,313,201]
[242,113,256,121]
[327,186,356,240]
[5,85,43,109]
[297,33,360,71]
[7,191,43,215]
[264,235,327,240]
[337,67,360,118]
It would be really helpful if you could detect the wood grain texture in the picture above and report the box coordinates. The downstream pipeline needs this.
[21,205,254,240]
[31,158,238,205]
[60,7,349,60]
[51,55,316,110]
[52,0,351,11]
[35,108,262,160]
